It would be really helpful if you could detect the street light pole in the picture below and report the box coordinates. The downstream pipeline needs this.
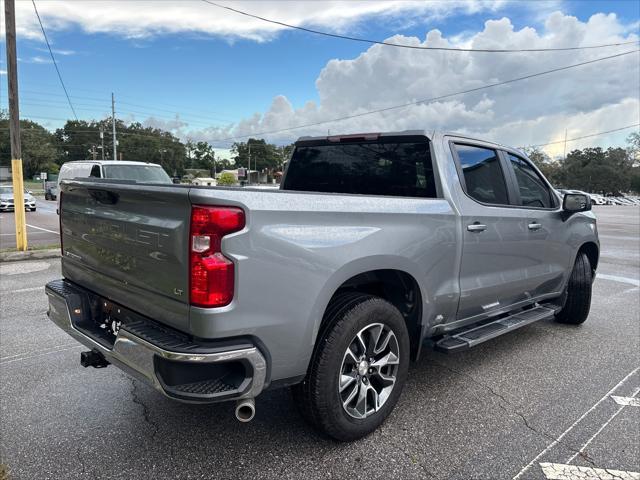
[4,0,27,250]
[112,92,117,161]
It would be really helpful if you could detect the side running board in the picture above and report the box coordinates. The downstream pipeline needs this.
[434,305,557,353]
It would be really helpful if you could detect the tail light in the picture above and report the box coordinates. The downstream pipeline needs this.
[189,205,245,308]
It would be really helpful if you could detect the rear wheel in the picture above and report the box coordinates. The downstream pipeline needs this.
[555,252,592,325]
[292,294,410,441]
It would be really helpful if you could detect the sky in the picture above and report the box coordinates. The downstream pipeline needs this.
[0,0,639,158]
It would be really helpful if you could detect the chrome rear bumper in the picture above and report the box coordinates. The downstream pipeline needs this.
[45,280,267,403]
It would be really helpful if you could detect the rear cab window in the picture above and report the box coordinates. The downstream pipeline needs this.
[453,143,509,205]
[282,136,437,198]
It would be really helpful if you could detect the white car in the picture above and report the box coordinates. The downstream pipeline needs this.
[0,185,37,212]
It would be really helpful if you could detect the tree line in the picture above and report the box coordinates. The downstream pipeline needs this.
[0,112,292,179]
[525,132,640,195]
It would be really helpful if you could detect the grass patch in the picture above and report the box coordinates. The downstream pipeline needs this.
[0,243,60,253]
[0,463,10,480]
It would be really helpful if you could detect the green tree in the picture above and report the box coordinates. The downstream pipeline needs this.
[523,147,562,186]
[217,171,236,186]
[191,141,215,172]
[562,147,633,195]
[231,138,281,171]
[626,132,640,166]
[0,111,59,178]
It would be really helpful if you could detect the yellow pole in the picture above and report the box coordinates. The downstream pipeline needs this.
[11,160,28,250]
[5,0,27,251]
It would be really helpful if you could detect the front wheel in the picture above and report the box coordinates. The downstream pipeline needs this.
[292,294,410,441]
[555,252,593,325]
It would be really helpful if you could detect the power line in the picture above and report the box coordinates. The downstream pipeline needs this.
[1,122,635,153]
[528,124,640,148]
[212,49,640,143]
[31,0,78,121]
[202,0,639,53]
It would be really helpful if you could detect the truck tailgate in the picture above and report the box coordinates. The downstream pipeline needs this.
[60,180,191,331]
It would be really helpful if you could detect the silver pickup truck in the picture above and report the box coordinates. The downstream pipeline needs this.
[46,131,598,441]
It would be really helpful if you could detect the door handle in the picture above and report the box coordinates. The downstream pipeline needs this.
[528,222,542,231]
[467,223,487,232]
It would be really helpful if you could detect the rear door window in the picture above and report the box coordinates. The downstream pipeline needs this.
[282,140,436,198]
[508,154,554,208]
[454,144,509,205]
[89,165,101,178]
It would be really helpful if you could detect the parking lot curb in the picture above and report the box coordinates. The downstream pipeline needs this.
[0,249,60,263]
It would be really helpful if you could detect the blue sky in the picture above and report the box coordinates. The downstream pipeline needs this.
[0,0,638,153]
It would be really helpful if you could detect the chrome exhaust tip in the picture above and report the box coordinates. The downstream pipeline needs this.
[235,398,255,422]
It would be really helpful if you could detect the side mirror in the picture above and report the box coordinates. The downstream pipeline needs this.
[27,190,33,195]
[563,193,591,213]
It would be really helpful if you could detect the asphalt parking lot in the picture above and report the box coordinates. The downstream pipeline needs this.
[0,206,638,480]
[0,199,59,250]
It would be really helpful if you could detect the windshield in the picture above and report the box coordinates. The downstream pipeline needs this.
[102,165,172,183]
[0,187,12,195]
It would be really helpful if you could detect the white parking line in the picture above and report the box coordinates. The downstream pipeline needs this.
[565,387,640,465]
[0,231,51,235]
[513,368,639,479]
[10,286,44,294]
[0,344,82,365]
[540,463,640,480]
[26,224,58,234]
[597,274,640,287]
[611,395,640,407]
[0,342,80,361]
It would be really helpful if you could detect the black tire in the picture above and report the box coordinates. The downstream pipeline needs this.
[30,208,36,212]
[555,252,592,325]
[292,293,410,441]
[44,193,50,201]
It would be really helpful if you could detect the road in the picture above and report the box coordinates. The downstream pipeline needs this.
[0,199,59,250]
[0,206,638,480]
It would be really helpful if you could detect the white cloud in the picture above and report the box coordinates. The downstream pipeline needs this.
[0,69,6,75]
[34,47,76,56]
[5,1,531,41]
[176,11,639,154]
[142,116,189,132]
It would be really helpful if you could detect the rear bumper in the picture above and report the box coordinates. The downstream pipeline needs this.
[45,279,267,404]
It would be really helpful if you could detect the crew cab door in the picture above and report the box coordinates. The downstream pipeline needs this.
[450,140,571,322]
[500,151,570,300]
[451,142,532,321]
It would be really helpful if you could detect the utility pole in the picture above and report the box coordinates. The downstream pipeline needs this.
[111,92,117,161]
[99,126,105,160]
[4,0,27,250]
[90,145,97,160]
[248,143,251,186]
[563,128,568,161]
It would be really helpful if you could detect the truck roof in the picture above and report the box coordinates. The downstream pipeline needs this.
[295,130,520,154]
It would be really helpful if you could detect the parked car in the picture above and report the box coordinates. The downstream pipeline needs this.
[0,185,37,212]
[44,185,58,201]
[56,160,172,212]
[46,131,598,441]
